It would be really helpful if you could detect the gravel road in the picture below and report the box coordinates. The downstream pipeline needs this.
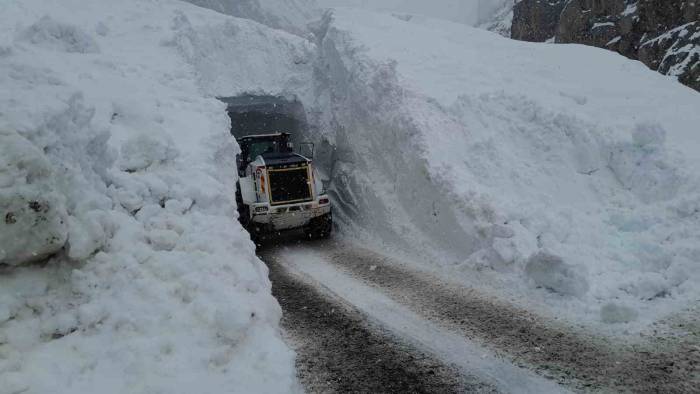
[259,237,699,393]
[262,247,497,393]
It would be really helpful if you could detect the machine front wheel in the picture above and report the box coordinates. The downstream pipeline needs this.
[304,212,332,240]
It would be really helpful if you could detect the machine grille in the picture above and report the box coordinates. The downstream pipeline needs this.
[268,166,312,205]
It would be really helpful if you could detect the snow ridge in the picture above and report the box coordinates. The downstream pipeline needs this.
[183,0,320,36]
[309,8,700,332]
[1,1,299,393]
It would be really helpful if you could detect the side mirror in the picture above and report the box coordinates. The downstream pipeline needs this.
[299,142,315,159]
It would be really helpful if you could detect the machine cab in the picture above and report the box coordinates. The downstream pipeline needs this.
[236,133,293,177]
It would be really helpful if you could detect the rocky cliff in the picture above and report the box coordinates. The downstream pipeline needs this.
[511,0,699,92]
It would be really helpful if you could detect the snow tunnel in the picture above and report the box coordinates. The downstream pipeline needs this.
[219,95,308,140]
[219,93,333,189]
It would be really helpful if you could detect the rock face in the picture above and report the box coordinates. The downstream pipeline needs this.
[512,0,567,42]
[512,0,700,92]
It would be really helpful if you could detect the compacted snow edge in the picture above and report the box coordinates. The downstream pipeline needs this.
[0,1,307,393]
[305,8,700,335]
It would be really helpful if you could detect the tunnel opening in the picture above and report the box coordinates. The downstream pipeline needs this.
[218,94,333,242]
[219,94,308,140]
[219,93,331,186]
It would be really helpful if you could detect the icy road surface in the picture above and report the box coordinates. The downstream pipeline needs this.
[260,238,699,393]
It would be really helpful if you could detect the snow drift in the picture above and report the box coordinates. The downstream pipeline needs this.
[0,0,305,392]
[183,0,320,36]
[307,8,700,331]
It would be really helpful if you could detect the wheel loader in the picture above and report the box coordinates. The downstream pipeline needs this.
[235,132,332,240]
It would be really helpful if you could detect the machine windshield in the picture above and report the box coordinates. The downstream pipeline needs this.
[247,140,278,161]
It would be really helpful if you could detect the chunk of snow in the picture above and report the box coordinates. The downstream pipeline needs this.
[621,3,638,17]
[147,228,180,251]
[18,16,100,53]
[608,123,683,203]
[119,132,179,172]
[631,122,665,150]
[0,131,68,266]
[606,36,621,46]
[525,251,589,297]
[592,22,615,29]
[65,211,107,260]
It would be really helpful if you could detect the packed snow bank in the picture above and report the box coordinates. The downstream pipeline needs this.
[167,10,314,97]
[0,0,300,392]
[310,8,700,332]
[0,130,69,265]
[183,0,320,36]
[478,0,513,36]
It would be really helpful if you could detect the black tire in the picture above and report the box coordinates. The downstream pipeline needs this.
[248,221,272,247]
[235,182,250,227]
[250,228,265,245]
[305,212,332,240]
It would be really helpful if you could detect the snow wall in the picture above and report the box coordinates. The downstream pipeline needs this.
[0,0,313,392]
[301,10,700,331]
[176,0,700,332]
[184,0,320,36]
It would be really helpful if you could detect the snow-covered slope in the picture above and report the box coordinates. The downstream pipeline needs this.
[184,0,320,36]
[317,0,511,27]
[310,8,700,332]
[478,0,514,36]
[0,1,304,392]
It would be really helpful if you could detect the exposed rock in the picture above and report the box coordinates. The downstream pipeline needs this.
[512,0,700,92]
[512,0,567,42]
[557,0,624,47]
[638,21,700,89]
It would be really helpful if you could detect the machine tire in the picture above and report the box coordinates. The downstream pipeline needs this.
[305,212,332,240]
[236,182,256,233]
[235,182,246,223]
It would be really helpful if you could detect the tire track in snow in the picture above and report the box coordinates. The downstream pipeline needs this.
[300,240,698,393]
[263,248,492,393]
